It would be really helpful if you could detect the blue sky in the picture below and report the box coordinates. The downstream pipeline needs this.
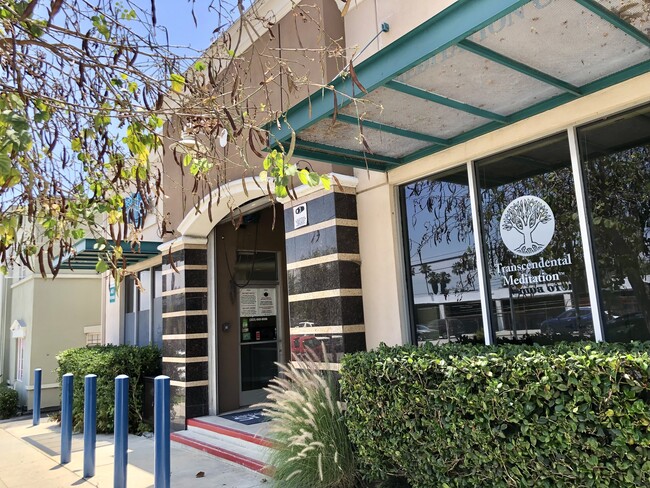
[141,0,254,59]
[145,1,219,54]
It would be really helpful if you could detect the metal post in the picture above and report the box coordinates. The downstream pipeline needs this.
[114,375,129,488]
[60,373,73,464]
[154,375,170,488]
[83,374,97,478]
[33,368,42,426]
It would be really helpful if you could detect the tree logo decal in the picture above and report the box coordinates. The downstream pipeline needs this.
[500,196,555,257]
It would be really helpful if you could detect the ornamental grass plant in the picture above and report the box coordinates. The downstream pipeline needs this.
[256,349,358,488]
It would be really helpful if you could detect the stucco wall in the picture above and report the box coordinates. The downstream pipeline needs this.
[355,170,408,349]
[19,276,102,409]
[162,0,352,241]
[8,278,34,406]
[343,0,456,64]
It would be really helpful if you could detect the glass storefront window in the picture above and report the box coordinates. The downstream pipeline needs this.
[138,270,151,312]
[401,167,482,344]
[579,105,650,342]
[476,133,592,343]
[235,251,277,282]
[124,274,136,314]
[153,265,163,348]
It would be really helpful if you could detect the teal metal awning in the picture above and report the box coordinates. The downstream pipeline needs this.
[62,239,161,270]
[269,0,650,170]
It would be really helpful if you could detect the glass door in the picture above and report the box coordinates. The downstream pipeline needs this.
[236,252,281,406]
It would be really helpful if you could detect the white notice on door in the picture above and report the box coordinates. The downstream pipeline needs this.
[239,288,259,317]
[258,288,277,316]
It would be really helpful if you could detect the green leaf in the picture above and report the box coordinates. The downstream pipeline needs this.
[0,153,10,175]
[321,175,331,190]
[307,171,320,186]
[71,138,82,152]
[170,73,185,93]
[298,169,309,186]
[263,155,272,171]
[95,259,109,274]
[194,61,206,71]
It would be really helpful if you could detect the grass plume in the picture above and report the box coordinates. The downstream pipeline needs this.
[256,349,358,487]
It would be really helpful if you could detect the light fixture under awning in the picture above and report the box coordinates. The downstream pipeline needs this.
[269,0,650,170]
[61,239,161,271]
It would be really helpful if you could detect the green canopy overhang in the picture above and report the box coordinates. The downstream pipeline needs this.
[61,239,161,271]
[269,0,650,171]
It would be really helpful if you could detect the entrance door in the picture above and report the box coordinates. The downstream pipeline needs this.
[239,285,280,406]
[215,204,288,413]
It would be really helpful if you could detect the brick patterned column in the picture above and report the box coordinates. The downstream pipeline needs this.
[284,176,366,369]
[160,237,209,430]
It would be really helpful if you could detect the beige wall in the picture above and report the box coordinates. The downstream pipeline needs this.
[357,72,650,350]
[9,275,101,409]
[163,0,352,241]
[103,274,122,345]
[344,0,455,63]
[356,170,408,348]
[8,278,34,406]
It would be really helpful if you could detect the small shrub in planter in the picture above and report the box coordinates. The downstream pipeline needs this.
[341,342,650,488]
[0,385,18,419]
[57,344,161,434]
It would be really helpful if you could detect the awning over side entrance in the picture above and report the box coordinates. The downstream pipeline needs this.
[269,0,650,171]
[61,239,161,270]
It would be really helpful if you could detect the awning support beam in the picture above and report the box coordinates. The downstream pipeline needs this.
[270,0,530,143]
[292,148,392,172]
[575,0,650,48]
[385,80,509,124]
[335,113,449,146]
[458,40,583,97]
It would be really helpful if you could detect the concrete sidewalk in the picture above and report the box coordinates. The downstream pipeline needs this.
[0,417,272,487]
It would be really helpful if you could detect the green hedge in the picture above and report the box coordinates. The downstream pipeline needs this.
[0,384,18,419]
[57,345,161,434]
[340,342,650,488]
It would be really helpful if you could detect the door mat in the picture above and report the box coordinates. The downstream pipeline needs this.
[220,409,270,425]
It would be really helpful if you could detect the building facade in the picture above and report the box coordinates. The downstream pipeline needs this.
[1,271,101,411]
[101,0,650,430]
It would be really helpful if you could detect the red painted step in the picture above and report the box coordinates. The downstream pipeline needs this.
[170,432,274,476]
[186,418,275,449]
[170,416,276,476]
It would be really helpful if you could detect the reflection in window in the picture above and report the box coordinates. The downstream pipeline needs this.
[477,134,591,343]
[138,270,151,312]
[579,105,650,342]
[235,251,278,282]
[401,167,482,345]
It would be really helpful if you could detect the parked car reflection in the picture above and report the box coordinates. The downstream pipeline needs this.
[417,318,470,343]
[540,308,595,336]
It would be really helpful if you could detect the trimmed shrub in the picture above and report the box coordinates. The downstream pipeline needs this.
[0,385,18,419]
[258,355,358,487]
[57,345,161,434]
[340,342,650,488]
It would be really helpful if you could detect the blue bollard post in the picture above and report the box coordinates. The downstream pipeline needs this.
[33,368,42,426]
[83,374,97,478]
[61,373,73,464]
[154,375,170,488]
[114,375,129,488]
